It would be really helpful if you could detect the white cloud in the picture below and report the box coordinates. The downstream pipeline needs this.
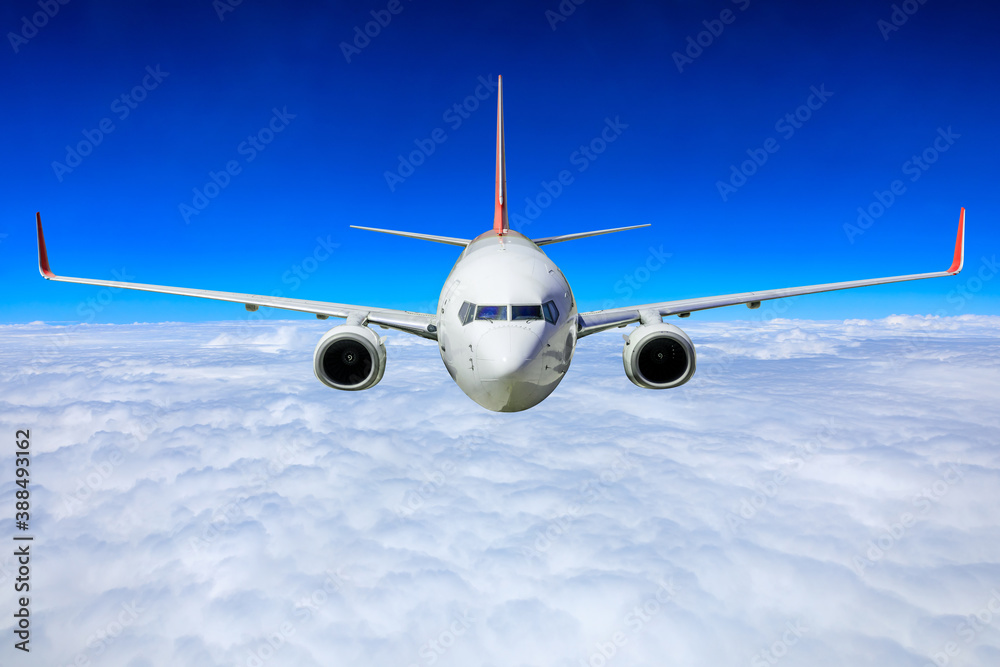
[1,316,998,666]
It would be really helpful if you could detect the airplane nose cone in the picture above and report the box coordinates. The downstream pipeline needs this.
[476,326,543,381]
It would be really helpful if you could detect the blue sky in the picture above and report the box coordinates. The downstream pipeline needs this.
[2,0,998,323]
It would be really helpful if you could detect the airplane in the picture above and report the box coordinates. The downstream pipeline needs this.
[35,76,965,412]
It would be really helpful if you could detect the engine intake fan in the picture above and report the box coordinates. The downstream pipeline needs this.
[622,323,696,389]
[313,324,386,390]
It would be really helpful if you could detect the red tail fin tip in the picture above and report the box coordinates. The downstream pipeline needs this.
[493,75,508,236]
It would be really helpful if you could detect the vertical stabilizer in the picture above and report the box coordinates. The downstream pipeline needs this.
[493,75,509,235]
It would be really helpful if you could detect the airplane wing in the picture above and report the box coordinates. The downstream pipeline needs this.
[35,214,439,340]
[577,208,965,337]
[532,224,651,246]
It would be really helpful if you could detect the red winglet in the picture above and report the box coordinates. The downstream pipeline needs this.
[493,75,509,236]
[947,207,965,274]
[36,212,55,278]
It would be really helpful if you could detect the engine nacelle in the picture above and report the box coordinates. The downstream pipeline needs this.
[313,325,386,391]
[623,323,696,389]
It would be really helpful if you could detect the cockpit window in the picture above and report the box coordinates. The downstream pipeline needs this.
[475,305,507,321]
[542,300,559,324]
[511,305,542,321]
[458,301,474,325]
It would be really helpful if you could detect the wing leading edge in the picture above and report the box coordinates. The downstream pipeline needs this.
[577,208,966,337]
[35,214,438,339]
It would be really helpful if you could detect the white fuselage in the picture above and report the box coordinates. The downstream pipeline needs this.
[436,230,578,412]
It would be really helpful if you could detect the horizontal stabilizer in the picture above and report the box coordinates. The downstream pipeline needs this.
[349,225,471,246]
[533,224,650,246]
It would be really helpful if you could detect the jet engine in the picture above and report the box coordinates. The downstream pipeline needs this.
[313,325,386,390]
[622,323,696,389]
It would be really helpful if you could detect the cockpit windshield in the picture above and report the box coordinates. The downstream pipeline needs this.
[511,305,542,321]
[475,305,507,321]
[458,301,559,325]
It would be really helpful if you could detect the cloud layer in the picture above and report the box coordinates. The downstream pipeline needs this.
[2,316,999,666]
